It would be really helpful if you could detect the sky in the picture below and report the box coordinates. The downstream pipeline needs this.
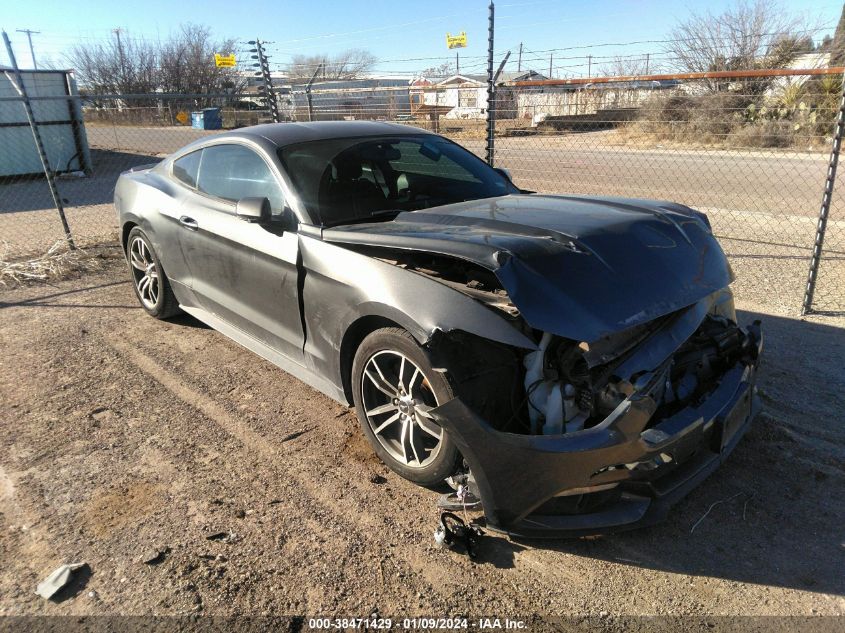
[2,0,843,78]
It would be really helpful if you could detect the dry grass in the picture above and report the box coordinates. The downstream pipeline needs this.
[0,240,112,288]
[614,90,835,151]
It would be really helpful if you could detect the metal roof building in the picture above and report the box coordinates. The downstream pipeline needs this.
[0,69,91,177]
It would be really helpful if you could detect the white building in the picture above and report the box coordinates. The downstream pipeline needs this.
[767,51,832,95]
[416,71,546,119]
[516,80,682,120]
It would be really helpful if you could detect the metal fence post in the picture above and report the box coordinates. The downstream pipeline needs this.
[254,39,280,123]
[306,63,323,122]
[485,1,495,166]
[3,31,76,250]
[801,71,845,315]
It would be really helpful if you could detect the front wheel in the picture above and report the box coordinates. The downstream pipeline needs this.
[351,327,461,486]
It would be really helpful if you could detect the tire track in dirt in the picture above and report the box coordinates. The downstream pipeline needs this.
[2,302,391,614]
[100,319,609,611]
[90,292,611,611]
[105,337,285,463]
[99,333,469,612]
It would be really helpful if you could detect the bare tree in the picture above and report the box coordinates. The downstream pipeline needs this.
[67,30,159,96]
[599,55,654,78]
[828,4,845,67]
[159,24,245,100]
[419,60,454,79]
[66,24,244,104]
[288,49,376,81]
[664,0,811,88]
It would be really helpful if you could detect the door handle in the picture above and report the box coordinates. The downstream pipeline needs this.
[179,216,199,230]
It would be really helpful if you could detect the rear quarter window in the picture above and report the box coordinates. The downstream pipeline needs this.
[172,150,202,188]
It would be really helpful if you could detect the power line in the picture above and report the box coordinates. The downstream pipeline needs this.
[30,18,840,82]
[513,24,837,56]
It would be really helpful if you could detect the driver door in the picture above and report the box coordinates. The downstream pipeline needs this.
[177,142,305,363]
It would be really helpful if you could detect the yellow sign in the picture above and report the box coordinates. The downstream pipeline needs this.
[446,32,467,49]
[175,111,189,125]
[214,53,236,68]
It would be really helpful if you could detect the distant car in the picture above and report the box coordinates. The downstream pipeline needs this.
[232,100,263,111]
[115,121,762,537]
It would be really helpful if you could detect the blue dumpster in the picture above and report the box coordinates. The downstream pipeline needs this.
[191,108,222,130]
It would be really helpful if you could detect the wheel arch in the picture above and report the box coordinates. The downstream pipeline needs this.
[339,313,418,405]
[121,220,139,254]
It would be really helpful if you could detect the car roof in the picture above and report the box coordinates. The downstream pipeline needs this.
[211,120,435,148]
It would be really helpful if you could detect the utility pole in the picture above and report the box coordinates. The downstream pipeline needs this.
[15,29,40,70]
[456,51,459,75]
[587,54,592,78]
[548,53,552,78]
[113,28,126,89]
[645,53,650,75]
[305,62,323,122]
[517,42,522,72]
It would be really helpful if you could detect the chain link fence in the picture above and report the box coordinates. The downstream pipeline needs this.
[493,70,845,314]
[1,70,842,313]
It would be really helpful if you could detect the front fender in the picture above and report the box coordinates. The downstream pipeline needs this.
[299,234,536,394]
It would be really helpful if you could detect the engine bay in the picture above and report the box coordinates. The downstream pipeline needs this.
[521,313,753,436]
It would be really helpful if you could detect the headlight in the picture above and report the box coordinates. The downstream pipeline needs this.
[709,287,736,321]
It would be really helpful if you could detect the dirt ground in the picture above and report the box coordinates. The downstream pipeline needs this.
[1,254,844,623]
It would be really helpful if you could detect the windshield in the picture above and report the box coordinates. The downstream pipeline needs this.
[277,134,518,226]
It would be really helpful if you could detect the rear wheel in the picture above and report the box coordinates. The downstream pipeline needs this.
[351,327,460,486]
[126,227,180,319]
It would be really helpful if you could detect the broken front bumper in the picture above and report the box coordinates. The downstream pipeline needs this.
[430,322,763,539]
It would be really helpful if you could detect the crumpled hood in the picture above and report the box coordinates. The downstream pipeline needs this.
[322,194,733,341]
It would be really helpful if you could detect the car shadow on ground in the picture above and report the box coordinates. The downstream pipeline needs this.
[0,149,161,214]
[480,310,845,595]
[0,280,209,325]
[168,312,211,329]
[0,280,130,310]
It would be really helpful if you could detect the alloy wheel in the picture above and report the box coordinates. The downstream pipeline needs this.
[129,236,160,309]
[360,350,443,469]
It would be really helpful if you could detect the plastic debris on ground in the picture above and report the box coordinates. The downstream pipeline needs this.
[35,563,87,599]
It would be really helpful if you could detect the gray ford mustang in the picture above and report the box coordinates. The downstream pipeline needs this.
[115,121,762,537]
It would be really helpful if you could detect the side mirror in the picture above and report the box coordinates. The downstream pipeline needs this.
[277,206,299,231]
[236,197,271,223]
[495,167,513,182]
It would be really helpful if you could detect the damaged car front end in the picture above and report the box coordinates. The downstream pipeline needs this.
[430,298,762,538]
[325,194,763,538]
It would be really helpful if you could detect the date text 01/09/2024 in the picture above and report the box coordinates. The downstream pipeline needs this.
[306,617,527,629]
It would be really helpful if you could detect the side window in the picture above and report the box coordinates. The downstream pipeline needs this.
[389,140,482,184]
[172,150,202,188]
[196,144,286,214]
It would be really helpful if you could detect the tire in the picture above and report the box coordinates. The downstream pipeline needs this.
[126,227,181,319]
[351,327,461,486]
